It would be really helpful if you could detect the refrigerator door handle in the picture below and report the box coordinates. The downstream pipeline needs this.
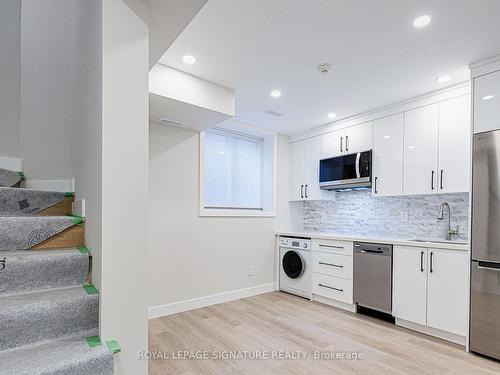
[477,261,500,271]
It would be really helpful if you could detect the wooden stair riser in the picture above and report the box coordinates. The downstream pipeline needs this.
[36,197,74,216]
[30,224,84,250]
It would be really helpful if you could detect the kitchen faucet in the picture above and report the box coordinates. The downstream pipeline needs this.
[437,202,459,240]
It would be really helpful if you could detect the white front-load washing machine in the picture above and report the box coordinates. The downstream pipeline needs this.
[279,237,311,299]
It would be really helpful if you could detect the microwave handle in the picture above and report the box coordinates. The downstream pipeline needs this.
[355,152,361,178]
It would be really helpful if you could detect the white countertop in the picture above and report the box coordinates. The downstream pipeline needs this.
[275,231,469,251]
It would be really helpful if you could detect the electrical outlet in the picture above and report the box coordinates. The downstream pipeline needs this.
[248,265,255,276]
[400,211,408,222]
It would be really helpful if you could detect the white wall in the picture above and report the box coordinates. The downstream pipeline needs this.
[101,1,149,374]
[20,0,73,180]
[148,123,293,314]
[70,0,102,295]
[0,0,21,158]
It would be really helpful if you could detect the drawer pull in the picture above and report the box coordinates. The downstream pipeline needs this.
[318,261,343,268]
[318,244,344,249]
[318,283,343,292]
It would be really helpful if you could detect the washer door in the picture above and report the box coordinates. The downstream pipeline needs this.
[282,250,305,279]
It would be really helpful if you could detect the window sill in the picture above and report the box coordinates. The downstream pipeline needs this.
[199,208,276,217]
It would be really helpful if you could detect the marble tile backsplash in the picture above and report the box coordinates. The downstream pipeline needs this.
[302,190,469,241]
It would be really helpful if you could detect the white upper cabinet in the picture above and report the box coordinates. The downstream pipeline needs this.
[290,141,305,200]
[320,130,345,158]
[290,137,331,201]
[344,122,373,154]
[403,104,439,195]
[373,114,403,196]
[320,122,372,159]
[474,69,500,134]
[438,95,471,193]
[426,249,468,336]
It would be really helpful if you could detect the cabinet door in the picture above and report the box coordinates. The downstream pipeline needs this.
[302,136,322,200]
[290,141,305,200]
[438,95,471,193]
[373,114,403,196]
[320,130,343,158]
[474,69,500,134]
[403,104,439,195]
[344,122,373,154]
[427,249,468,336]
[393,246,428,325]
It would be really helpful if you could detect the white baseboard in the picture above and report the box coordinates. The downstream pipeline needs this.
[0,156,22,171]
[72,199,85,217]
[395,318,466,346]
[149,282,277,319]
[22,178,75,192]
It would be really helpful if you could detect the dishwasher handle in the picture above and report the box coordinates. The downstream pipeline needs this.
[354,242,393,256]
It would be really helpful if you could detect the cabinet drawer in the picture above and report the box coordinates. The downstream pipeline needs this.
[312,251,353,279]
[312,239,353,255]
[312,273,353,304]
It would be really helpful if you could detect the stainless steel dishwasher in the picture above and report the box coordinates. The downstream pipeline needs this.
[353,242,393,315]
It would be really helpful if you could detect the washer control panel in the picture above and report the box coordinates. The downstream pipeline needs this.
[279,237,311,250]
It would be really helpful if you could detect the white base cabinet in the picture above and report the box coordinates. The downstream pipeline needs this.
[393,246,468,338]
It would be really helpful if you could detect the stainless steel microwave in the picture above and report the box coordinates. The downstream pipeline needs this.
[319,150,372,190]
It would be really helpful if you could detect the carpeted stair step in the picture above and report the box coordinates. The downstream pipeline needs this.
[0,285,99,351]
[0,187,73,216]
[0,249,89,296]
[0,168,23,187]
[0,332,113,375]
[0,216,84,250]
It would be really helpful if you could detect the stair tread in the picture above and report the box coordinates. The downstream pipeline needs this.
[0,216,83,250]
[0,250,89,296]
[0,332,113,375]
[0,285,93,307]
[0,285,99,351]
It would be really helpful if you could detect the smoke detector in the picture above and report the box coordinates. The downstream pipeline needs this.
[318,63,332,75]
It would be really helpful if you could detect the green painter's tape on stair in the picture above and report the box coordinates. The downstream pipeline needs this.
[86,336,102,348]
[106,339,121,354]
[69,215,85,225]
[18,171,25,180]
[83,284,99,295]
[64,192,75,197]
[77,245,91,255]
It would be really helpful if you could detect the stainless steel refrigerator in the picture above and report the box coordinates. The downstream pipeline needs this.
[470,129,500,360]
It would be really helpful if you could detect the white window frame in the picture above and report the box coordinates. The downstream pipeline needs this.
[199,121,277,217]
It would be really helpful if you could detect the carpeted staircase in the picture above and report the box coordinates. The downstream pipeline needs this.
[0,167,115,374]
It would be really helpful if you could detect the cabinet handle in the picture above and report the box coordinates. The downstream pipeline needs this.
[420,251,424,272]
[340,137,343,152]
[318,244,344,249]
[318,261,344,268]
[374,176,378,194]
[318,283,343,292]
[301,185,304,199]
[305,184,308,198]
[346,135,349,152]
[440,169,444,190]
[430,251,434,273]
[431,170,435,190]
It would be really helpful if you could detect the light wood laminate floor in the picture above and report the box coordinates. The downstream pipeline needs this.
[149,292,500,375]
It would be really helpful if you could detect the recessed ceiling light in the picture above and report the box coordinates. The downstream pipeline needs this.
[436,75,451,83]
[482,95,494,101]
[270,90,281,98]
[408,145,415,149]
[328,113,337,119]
[413,15,431,28]
[383,135,391,139]
[182,55,196,64]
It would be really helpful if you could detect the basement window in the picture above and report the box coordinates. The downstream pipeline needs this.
[200,124,276,217]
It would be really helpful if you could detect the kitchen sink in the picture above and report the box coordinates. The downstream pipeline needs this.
[407,239,468,245]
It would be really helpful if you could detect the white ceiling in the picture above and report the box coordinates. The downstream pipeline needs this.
[160,0,500,135]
